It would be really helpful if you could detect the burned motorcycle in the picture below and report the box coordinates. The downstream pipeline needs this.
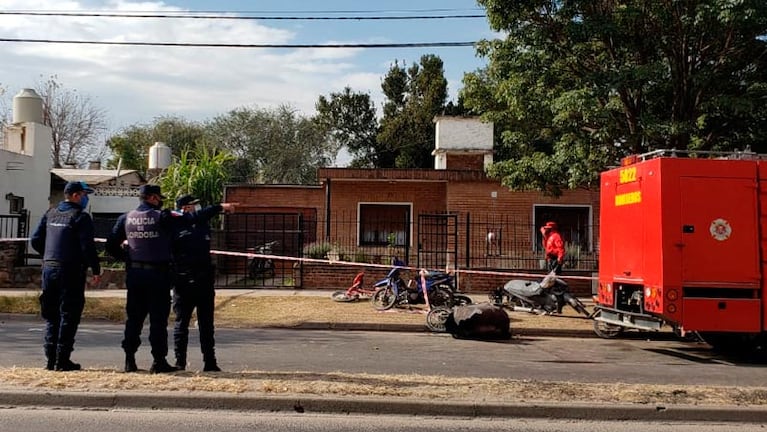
[489,271,590,317]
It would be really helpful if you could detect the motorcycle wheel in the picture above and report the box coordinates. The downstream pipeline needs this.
[565,295,590,316]
[426,306,452,333]
[429,286,454,308]
[593,319,625,339]
[371,287,397,311]
[264,260,275,278]
[452,294,473,306]
[331,290,359,303]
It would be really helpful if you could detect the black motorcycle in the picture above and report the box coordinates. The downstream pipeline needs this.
[489,271,590,317]
[248,241,278,279]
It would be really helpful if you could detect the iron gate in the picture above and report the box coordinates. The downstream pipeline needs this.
[0,209,29,265]
[417,213,458,270]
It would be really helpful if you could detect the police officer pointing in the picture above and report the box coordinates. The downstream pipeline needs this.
[171,195,235,372]
[31,181,101,371]
[106,184,180,373]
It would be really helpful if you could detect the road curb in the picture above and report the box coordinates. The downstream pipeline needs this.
[1,389,766,422]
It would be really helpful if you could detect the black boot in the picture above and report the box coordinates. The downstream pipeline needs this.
[174,352,187,371]
[124,353,138,373]
[55,352,81,372]
[45,347,56,371]
[203,359,221,372]
[203,350,221,372]
[150,358,179,374]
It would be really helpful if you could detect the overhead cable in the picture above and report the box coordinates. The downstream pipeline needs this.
[0,11,485,20]
[0,38,476,49]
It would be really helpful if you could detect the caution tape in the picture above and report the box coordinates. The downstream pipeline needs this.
[0,236,598,282]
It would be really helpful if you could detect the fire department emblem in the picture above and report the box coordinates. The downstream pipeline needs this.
[709,218,732,241]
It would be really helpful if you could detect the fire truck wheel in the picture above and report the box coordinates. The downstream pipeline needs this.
[593,320,624,339]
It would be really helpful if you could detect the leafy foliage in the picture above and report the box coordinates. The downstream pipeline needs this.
[157,147,234,208]
[207,105,335,184]
[377,55,449,168]
[106,117,206,174]
[314,87,379,167]
[463,0,767,194]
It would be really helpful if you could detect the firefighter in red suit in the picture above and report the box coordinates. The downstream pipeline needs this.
[540,221,565,275]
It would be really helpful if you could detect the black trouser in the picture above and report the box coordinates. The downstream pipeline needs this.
[546,257,563,275]
[122,266,172,361]
[39,264,86,361]
[173,265,216,363]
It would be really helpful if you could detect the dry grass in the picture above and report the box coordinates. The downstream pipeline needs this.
[0,294,597,331]
[1,367,766,406]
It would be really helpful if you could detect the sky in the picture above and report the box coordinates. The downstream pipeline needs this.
[0,0,493,138]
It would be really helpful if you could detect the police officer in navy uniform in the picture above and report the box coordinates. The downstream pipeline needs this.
[30,181,101,371]
[171,195,235,372]
[106,184,180,373]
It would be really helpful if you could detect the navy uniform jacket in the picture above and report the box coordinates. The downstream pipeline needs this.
[172,205,223,267]
[30,201,101,276]
[106,202,179,263]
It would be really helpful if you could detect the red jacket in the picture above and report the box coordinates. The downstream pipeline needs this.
[543,230,565,262]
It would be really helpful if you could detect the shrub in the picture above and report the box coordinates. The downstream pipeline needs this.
[304,242,333,259]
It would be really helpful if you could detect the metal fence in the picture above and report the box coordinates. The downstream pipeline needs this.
[211,211,600,288]
[0,210,30,265]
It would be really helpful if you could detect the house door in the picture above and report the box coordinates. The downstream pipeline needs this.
[417,213,458,270]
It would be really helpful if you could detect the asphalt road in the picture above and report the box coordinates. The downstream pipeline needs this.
[1,319,765,386]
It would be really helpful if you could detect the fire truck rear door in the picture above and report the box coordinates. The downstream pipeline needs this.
[679,177,759,285]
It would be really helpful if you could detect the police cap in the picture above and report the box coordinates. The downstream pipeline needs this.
[176,194,200,208]
[138,184,166,199]
[64,181,95,195]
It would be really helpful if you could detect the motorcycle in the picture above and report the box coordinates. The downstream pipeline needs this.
[370,260,471,311]
[248,241,278,279]
[489,271,590,317]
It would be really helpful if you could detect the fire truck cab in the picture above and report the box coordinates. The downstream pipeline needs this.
[595,150,767,351]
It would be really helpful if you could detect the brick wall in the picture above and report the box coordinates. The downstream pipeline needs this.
[446,153,485,171]
[296,261,594,297]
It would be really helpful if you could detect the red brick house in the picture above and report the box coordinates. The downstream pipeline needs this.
[223,117,600,294]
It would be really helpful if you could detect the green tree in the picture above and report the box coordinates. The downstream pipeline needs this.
[314,87,379,168]
[377,55,449,168]
[463,0,767,195]
[106,117,206,174]
[207,105,334,184]
[157,147,234,208]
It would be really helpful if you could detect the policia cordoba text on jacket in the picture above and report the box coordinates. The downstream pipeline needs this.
[105,185,191,373]
[30,180,101,372]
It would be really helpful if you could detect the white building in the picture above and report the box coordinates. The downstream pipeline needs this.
[1,88,149,242]
[0,89,53,235]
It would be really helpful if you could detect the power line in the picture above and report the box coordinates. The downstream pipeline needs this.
[2,8,484,15]
[0,38,476,49]
[0,11,485,20]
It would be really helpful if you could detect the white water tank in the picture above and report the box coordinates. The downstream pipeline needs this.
[148,141,171,170]
[12,88,43,124]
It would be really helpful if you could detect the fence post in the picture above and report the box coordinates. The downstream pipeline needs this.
[16,209,29,266]
[465,212,471,269]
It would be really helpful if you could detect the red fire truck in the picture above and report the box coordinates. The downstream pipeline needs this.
[594,150,767,351]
